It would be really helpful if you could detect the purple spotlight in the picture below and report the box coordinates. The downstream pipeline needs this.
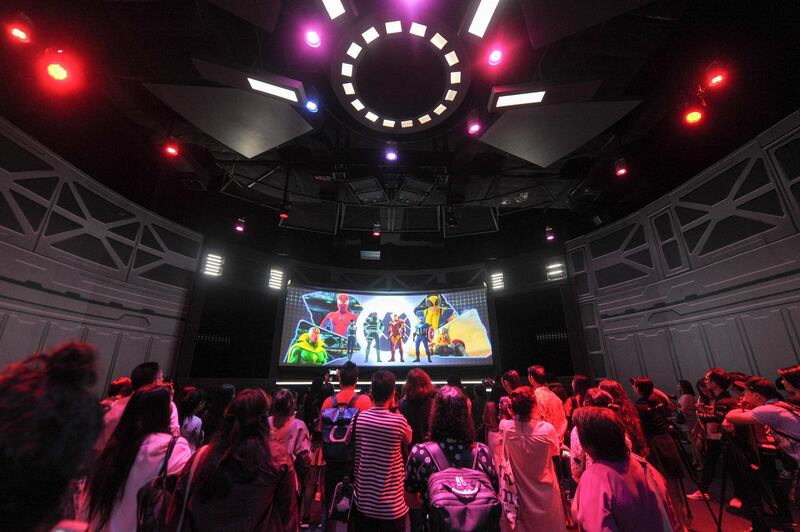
[305,30,321,48]
[488,49,503,66]
[467,121,482,135]
[545,226,555,241]
[384,141,398,162]
[385,151,398,162]
[234,218,246,233]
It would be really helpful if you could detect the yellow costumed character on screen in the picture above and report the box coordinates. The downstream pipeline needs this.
[286,327,328,365]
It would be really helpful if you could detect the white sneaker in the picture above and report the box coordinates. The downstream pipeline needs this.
[728,497,742,509]
[686,490,711,500]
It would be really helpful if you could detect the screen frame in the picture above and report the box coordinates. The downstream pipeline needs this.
[269,282,498,376]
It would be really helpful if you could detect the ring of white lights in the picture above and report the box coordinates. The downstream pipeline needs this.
[332,16,471,134]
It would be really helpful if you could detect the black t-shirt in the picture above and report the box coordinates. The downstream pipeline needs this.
[635,395,672,436]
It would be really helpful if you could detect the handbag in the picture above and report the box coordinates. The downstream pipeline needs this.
[137,436,179,532]
[497,432,519,529]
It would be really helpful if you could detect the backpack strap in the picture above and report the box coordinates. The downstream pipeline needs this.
[346,393,360,408]
[332,394,339,408]
[158,436,178,480]
[424,442,450,472]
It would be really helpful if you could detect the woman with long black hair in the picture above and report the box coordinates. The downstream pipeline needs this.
[167,388,298,531]
[178,385,206,451]
[83,383,192,531]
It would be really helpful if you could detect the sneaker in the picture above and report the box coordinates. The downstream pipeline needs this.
[686,490,711,500]
[728,497,742,509]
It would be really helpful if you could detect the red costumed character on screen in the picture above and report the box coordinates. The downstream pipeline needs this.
[319,294,358,337]
[388,313,406,362]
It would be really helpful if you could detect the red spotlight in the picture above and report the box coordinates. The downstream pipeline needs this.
[705,62,727,89]
[47,63,68,81]
[39,48,82,92]
[614,157,628,177]
[163,142,180,158]
[467,121,482,135]
[7,24,30,43]
[684,108,703,125]
[279,211,289,220]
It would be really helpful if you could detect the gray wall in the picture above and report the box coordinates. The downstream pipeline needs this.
[0,116,202,394]
[566,110,800,394]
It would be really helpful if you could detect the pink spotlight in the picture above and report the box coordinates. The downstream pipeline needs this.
[488,49,503,66]
[305,30,321,48]
[234,218,246,233]
[467,121,482,135]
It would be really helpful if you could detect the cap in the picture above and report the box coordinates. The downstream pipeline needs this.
[737,376,782,400]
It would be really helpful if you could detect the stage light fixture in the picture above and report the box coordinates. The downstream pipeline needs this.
[234,217,246,233]
[203,254,224,277]
[305,100,319,112]
[305,30,321,48]
[7,23,30,43]
[268,268,285,290]
[372,221,381,237]
[467,0,500,38]
[467,110,482,135]
[489,271,504,291]
[684,107,704,125]
[546,262,566,280]
[279,205,290,220]
[163,142,180,158]
[488,49,503,66]
[321,0,346,20]
[614,157,628,176]
[705,62,727,89]
[385,141,398,162]
[545,226,556,242]
[247,77,299,103]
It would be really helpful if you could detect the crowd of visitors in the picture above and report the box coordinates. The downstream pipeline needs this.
[3,341,800,531]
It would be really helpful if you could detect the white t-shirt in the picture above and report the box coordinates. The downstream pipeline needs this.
[96,396,180,450]
[750,400,800,463]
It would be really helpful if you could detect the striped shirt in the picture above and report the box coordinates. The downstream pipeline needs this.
[352,407,412,520]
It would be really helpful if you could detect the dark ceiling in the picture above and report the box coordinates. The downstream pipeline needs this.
[1,0,798,269]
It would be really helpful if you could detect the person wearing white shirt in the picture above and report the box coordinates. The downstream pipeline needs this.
[81,384,192,532]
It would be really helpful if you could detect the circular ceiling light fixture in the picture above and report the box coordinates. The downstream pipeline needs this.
[488,49,503,66]
[305,30,321,48]
[332,14,471,134]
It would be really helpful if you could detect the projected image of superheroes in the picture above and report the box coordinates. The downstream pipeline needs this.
[284,291,470,366]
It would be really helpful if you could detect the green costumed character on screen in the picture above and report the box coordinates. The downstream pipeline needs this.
[286,326,328,365]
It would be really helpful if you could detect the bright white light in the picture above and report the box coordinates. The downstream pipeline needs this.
[351,99,365,111]
[445,51,459,66]
[433,104,447,115]
[547,263,565,270]
[342,82,355,95]
[445,89,457,101]
[247,77,298,102]
[382,119,396,128]
[450,71,462,84]
[385,21,402,34]
[401,120,414,128]
[495,90,547,108]
[430,33,447,49]
[365,111,379,122]
[362,26,380,44]
[346,42,362,59]
[409,22,427,37]
[341,63,353,77]
[418,114,432,124]
[321,0,346,20]
[268,268,284,290]
[489,271,504,290]
[468,0,500,38]
[203,254,224,277]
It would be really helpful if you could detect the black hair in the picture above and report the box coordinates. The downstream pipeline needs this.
[178,386,205,426]
[0,342,103,532]
[706,368,731,390]
[583,388,614,408]
[572,375,593,397]
[446,374,464,389]
[130,361,161,389]
[527,365,546,385]
[272,388,296,417]
[107,377,132,398]
[574,407,630,462]
[371,370,396,404]
[194,389,272,501]
[677,380,695,396]
[501,370,522,390]
[631,377,654,397]
[510,386,536,420]
[339,361,359,387]
[472,383,487,399]
[430,385,475,443]
[87,384,172,528]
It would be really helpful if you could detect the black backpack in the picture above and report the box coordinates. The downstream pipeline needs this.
[423,442,500,532]
[137,436,179,532]
[321,394,361,462]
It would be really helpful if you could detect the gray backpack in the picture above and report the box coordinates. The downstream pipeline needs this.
[423,442,500,532]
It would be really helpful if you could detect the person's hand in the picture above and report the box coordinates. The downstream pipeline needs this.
[722,419,734,432]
